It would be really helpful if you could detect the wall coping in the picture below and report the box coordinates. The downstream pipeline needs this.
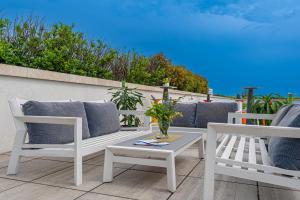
[0,64,231,99]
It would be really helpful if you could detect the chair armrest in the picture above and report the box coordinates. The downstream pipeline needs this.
[208,122,300,138]
[228,112,276,123]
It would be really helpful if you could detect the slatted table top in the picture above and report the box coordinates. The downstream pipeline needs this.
[113,132,202,153]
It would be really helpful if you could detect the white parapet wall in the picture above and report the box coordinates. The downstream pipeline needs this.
[0,64,233,153]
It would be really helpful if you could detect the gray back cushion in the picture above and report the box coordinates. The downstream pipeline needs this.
[195,102,238,128]
[263,105,292,145]
[270,105,292,126]
[171,103,197,127]
[269,104,300,170]
[84,102,120,137]
[23,101,90,144]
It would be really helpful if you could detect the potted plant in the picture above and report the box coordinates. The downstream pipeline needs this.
[250,93,290,125]
[145,100,182,138]
[163,78,170,87]
[109,81,144,127]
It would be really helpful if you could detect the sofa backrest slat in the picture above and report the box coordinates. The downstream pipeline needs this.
[259,139,272,166]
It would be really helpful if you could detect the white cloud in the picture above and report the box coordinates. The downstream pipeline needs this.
[186,0,300,23]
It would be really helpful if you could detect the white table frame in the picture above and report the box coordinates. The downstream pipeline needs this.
[103,133,203,192]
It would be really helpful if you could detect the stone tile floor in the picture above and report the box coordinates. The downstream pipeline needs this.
[0,148,300,200]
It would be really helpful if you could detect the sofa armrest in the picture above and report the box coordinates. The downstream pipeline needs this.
[15,115,82,147]
[228,112,276,124]
[208,122,300,138]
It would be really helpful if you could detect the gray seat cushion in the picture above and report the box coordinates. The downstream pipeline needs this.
[195,102,238,128]
[84,102,120,137]
[23,101,90,144]
[269,104,300,170]
[171,103,197,127]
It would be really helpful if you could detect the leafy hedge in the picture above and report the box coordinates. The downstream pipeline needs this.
[0,17,208,93]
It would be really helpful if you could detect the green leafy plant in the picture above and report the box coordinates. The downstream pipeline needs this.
[250,93,290,125]
[109,81,144,127]
[145,100,182,136]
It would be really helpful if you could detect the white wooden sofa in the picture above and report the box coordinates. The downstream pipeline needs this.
[7,98,151,186]
[204,112,300,200]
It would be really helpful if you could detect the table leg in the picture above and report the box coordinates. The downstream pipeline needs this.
[198,139,204,159]
[166,153,176,192]
[103,149,113,182]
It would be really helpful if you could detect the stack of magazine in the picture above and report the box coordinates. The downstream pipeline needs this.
[134,139,169,146]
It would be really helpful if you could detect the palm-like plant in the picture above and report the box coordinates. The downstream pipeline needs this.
[250,93,290,125]
[109,81,144,127]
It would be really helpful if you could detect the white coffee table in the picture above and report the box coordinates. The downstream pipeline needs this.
[103,132,204,192]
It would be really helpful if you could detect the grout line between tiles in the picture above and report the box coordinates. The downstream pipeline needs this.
[0,157,37,170]
[31,165,128,190]
[0,178,29,194]
[82,191,138,200]
[73,164,136,200]
[257,184,300,192]
[0,166,75,184]
[257,182,260,200]
[167,159,202,200]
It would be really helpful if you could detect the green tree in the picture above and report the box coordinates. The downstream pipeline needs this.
[146,53,171,86]
[126,53,151,85]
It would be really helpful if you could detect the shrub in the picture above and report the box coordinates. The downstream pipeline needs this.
[0,16,208,93]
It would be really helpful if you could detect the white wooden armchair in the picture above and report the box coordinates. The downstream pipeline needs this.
[7,98,151,186]
[203,112,300,200]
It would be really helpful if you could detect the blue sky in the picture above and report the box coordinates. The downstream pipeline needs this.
[2,0,300,96]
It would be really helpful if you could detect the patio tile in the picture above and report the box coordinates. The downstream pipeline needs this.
[0,183,84,200]
[258,182,300,191]
[0,154,36,169]
[179,147,202,158]
[259,186,300,200]
[0,178,25,192]
[132,155,199,176]
[0,159,72,181]
[34,164,127,191]
[83,154,105,165]
[77,193,131,200]
[84,154,133,169]
[92,169,185,200]
[169,177,258,200]
[189,161,257,185]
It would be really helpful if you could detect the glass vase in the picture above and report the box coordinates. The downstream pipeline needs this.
[158,119,169,138]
